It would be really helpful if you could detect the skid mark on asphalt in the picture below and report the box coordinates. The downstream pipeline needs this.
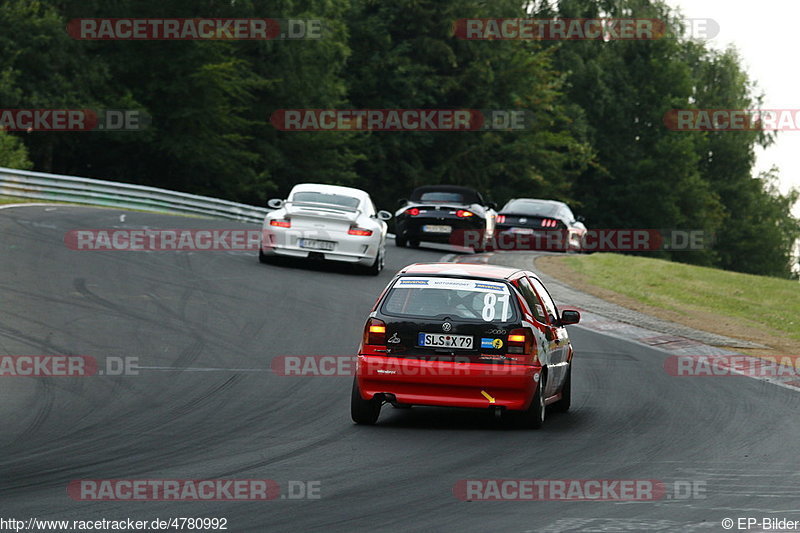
[7,380,55,448]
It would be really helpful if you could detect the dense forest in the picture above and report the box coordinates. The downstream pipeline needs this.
[1,0,798,277]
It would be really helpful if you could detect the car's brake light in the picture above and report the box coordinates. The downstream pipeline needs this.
[348,227,373,236]
[406,208,420,216]
[270,219,291,228]
[456,210,474,218]
[363,318,387,346]
[496,215,506,223]
[506,328,537,364]
[541,219,558,228]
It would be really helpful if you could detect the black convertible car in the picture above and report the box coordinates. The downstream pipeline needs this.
[394,185,497,251]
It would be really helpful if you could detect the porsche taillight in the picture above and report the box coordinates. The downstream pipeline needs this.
[506,328,537,364]
[456,210,474,218]
[363,318,387,346]
[406,208,420,216]
[348,227,373,236]
[270,219,291,228]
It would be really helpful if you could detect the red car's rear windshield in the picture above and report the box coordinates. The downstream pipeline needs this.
[381,277,517,322]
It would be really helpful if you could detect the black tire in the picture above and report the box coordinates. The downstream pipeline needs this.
[364,248,384,276]
[351,378,381,425]
[395,235,408,248]
[551,366,571,413]
[408,239,420,249]
[516,377,546,429]
[258,247,273,264]
[391,402,412,409]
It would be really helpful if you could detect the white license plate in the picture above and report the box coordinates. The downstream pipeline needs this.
[298,239,336,251]
[422,225,452,234]
[418,333,473,349]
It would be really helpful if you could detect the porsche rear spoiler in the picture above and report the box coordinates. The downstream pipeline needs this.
[284,201,362,222]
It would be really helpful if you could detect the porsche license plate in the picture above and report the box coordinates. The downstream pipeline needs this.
[418,333,473,349]
[298,239,335,251]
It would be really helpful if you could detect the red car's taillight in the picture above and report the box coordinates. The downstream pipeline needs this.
[496,215,506,223]
[270,219,291,228]
[348,227,373,236]
[406,207,420,216]
[506,328,537,364]
[456,210,474,218]
[363,318,387,346]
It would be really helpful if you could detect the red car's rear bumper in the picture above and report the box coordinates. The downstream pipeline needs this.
[356,355,541,410]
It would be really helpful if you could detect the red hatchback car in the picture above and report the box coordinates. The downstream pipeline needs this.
[351,263,580,428]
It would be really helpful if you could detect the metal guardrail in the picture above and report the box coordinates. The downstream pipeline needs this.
[0,167,269,224]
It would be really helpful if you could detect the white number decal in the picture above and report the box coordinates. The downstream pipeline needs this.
[482,293,510,321]
[482,293,497,321]
[498,294,509,321]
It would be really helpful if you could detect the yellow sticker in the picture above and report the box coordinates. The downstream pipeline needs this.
[492,338,503,349]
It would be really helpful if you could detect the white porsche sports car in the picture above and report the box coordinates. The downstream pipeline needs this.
[259,183,392,275]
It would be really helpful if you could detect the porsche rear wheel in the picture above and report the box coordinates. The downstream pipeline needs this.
[258,247,273,264]
[365,248,384,276]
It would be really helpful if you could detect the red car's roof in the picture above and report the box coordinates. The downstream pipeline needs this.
[398,262,526,280]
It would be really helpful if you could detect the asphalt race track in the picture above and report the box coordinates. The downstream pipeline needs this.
[2,205,799,532]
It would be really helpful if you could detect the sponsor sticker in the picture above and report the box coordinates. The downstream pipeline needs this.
[481,338,503,349]
[397,278,509,293]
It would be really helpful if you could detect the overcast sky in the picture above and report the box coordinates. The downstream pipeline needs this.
[666,0,800,216]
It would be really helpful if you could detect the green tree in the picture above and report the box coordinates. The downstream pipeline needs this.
[687,45,800,277]
[0,130,32,169]
[344,0,592,209]
[546,0,724,266]
[0,0,119,171]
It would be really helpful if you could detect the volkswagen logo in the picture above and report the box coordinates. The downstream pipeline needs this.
[442,322,452,332]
